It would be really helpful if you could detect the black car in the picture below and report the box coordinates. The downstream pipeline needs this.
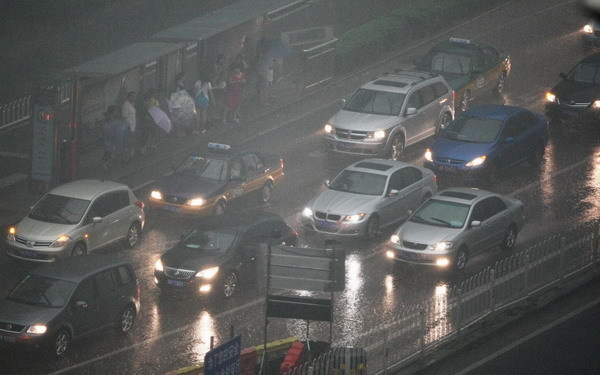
[0,255,140,357]
[154,211,298,298]
[545,52,600,122]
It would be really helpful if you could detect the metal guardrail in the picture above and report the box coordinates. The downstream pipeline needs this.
[283,218,600,375]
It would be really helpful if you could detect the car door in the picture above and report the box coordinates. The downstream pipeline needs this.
[497,112,530,168]
[482,46,503,90]
[483,197,510,246]
[401,88,424,145]
[240,152,263,194]
[225,157,247,200]
[93,269,120,329]
[414,84,440,140]
[378,167,421,226]
[104,190,133,242]
[467,198,496,253]
[236,224,265,281]
[84,195,116,250]
[68,277,101,338]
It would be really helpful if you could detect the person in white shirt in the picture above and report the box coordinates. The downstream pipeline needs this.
[193,71,214,133]
[121,91,137,156]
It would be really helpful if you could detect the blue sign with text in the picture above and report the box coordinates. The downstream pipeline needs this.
[204,335,241,375]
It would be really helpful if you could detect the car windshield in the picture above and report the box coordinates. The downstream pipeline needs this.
[329,170,387,196]
[28,194,90,224]
[182,229,237,253]
[566,61,600,84]
[443,115,502,143]
[410,199,470,228]
[344,88,405,116]
[176,156,227,180]
[8,274,75,308]
[427,52,473,75]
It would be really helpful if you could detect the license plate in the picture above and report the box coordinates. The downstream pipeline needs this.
[338,142,356,150]
[0,335,16,343]
[167,279,186,287]
[164,205,180,213]
[437,165,456,173]
[19,249,38,258]
[315,220,336,229]
[401,252,421,261]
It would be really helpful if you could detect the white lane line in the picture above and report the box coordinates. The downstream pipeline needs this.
[454,295,600,375]
[0,151,29,158]
[507,158,588,198]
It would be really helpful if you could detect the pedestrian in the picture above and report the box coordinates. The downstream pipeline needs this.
[137,89,160,154]
[101,106,118,169]
[223,64,246,125]
[193,71,214,133]
[210,54,228,123]
[169,72,196,136]
[121,91,137,156]
[255,50,274,106]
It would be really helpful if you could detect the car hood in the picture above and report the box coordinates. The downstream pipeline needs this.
[431,136,495,162]
[398,220,461,244]
[161,247,227,271]
[309,189,381,215]
[154,173,224,198]
[15,216,77,241]
[329,110,398,131]
[0,298,60,326]
[551,79,600,103]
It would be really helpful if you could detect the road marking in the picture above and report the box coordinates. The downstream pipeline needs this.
[453,295,600,375]
[0,151,29,158]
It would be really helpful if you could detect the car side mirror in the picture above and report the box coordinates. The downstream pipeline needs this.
[324,179,331,187]
[406,107,417,116]
[407,209,413,216]
[388,189,399,197]
[470,220,481,228]
[75,301,88,308]
[92,217,102,224]
[559,72,567,80]
[340,98,346,106]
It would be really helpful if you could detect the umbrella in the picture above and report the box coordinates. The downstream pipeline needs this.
[148,106,172,133]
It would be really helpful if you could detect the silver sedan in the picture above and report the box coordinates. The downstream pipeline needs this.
[301,158,438,239]
[385,187,525,271]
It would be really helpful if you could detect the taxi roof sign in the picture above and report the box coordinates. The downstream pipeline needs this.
[208,142,231,151]
[449,37,471,44]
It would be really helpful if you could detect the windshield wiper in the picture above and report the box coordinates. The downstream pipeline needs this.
[431,217,452,226]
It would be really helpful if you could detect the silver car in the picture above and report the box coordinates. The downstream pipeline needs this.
[385,187,525,271]
[301,159,438,239]
[6,180,145,262]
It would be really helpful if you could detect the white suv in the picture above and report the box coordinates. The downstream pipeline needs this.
[6,180,145,262]
[323,71,454,160]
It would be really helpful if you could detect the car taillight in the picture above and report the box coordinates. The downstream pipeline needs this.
[135,200,145,209]
[280,158,284,169]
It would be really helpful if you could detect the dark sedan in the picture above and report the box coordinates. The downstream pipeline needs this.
[423,105,549,183]
[154,211,297,298]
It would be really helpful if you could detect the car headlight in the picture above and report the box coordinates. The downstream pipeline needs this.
[155,259,163,272]
[187,198,205,206]
[545,92,556,102]
[390,234,400,244]
[583,24,593,33]
[26,324,47,335]
[426,241,453,251]
[7,226,16,241]
[324,124,334,134]
[150,190,163,200]
[302,207,313,217]
[436,258,450,267]
[466,155,486,167]
[367,130,386,140]
[385,250,396,259]
[424,149,433,162]
[592,100,600,109]
[343,213,366,222]
[50,235,72,248]
[196,266,219,279]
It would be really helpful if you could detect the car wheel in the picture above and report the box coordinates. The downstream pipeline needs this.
[71,242,86,257]
[500,225,517,251]
[126,222,141,248]
[363,215,379,240]
[116,305,136,333]
[454,247,469,272]
[51,329,70,357]
[459,90,471,113]
[528,143,545,169]
[222,271,238,298]
[388,134,405,161]
[436,112,452,135]
[259,181,273,204]
[494,72,507,95]
[213,200,226,216]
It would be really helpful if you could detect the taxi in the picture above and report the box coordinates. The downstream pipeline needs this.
[415,37,511,112]
[148,143,284,217]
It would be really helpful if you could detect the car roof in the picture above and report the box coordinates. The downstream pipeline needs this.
[32,254,130,283]
[189,145,251,162]
[432,38,489,55]
[461,104,524,121]
[433,187,495,204]
[579,52,600,64]
[48,179,129,200]
[197,210,285,231]
[361,71,443,94]
[346,158,415,175]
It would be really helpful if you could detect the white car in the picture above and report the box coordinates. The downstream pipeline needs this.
[385,187,525,271]
[301,159,438,239]
[6,180,145,262]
